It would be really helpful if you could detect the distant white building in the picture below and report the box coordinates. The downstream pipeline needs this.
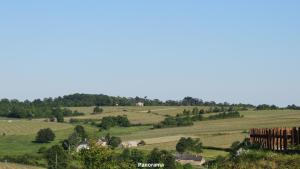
[96,139,107,147]
[121,141,138,148]
[136,102,144,107]
[76,143,89,152]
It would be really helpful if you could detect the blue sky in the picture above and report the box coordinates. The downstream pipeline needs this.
[0,1,299,106]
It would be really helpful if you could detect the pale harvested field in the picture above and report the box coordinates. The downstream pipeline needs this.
[121,110,300,149]
[66,106,210,124]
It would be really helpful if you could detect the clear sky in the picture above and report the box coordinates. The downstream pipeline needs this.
[0,1,299,106]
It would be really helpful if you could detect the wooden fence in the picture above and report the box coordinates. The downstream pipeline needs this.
[249,127,300,151]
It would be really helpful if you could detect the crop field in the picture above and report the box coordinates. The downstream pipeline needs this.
[1,107,300,162]
[0,162,45,169]
[66,106,210,124]
[0,120,72,136]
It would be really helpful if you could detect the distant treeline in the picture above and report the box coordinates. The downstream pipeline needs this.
[0,93,298,118]
[153,108,242,129]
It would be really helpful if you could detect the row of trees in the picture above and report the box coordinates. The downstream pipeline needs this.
[0,94,256,118]
[0,98,84,119]
[256,104,278,110]
[154,108,242,129]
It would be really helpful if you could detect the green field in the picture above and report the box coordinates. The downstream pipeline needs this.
[0,162,45,169]
[1,106,300,164]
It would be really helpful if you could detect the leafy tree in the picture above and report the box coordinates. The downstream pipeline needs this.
[67,132,81,148]
[46,145,69,169]
[148,148,176,169]
[99,115,130,130]
[62,139,70,151]
[108,136,122,149]
[79,142,136,169]
[120,148,146,164]
[53,108,64,122]
[176,137,203,154]
[35,128,55,143]
[74,125,88,139]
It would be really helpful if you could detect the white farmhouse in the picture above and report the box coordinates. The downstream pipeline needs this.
[136,102,144,107]
[76,143,89,152]
[121,141,138,148]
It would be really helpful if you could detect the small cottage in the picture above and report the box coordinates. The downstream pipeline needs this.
[136,102,144,107]
[121,141,138,148]
[76,144,89,152]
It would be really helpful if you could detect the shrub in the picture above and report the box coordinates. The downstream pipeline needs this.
[176,137,203,154]
[38,146,47,154]
[108,136,122,149]
[35,128,55,143]
[99,115,130,130]
[138,140,146,146]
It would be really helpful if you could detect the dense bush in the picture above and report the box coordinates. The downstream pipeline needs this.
[46,145,69,169]
[286,104,300,110]
[176,137,203,153]
[99,115,130,130]
[104,133,122,149]
[207,111,242,120]
[208,150,300,169]
[35,128,55,143]
[153,116,193,129]
[256,104,278,110]
[0,154,44,166]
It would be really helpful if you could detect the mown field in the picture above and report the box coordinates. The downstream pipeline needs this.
[1,106,300,164]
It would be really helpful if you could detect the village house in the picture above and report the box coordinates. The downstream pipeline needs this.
[121,141,138,148]
[136,102,144,107]
[76,143,89,152]
[96,139,107,147]
[174,153,205,166]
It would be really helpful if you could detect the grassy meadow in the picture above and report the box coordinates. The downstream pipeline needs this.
[0,106,300,163]
[0,162,45,169]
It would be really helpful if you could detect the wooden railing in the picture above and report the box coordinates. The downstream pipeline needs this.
[249,127,300,151]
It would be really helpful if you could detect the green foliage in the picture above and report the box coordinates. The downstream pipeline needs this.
[104,133,122,149]
[147,148,176,169]
[35,128,55,143]
[79,142,136,169]
[108,136,122,149]
[209,150,300,169]
[176,137,203,154]
[37,146,47,154]
[207,111,242,120]
[286,104,300,110]
[154,116,193,128]
[256,104,278,110]
[0,94,255,118]
[67,132,81,148]
[53,108,64,123]
[74,125,88,140]
[0,154,43,166]
[183,163,193,169]
[120,148,146,164]
[99,115,130,130]
[46,145,69,169]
